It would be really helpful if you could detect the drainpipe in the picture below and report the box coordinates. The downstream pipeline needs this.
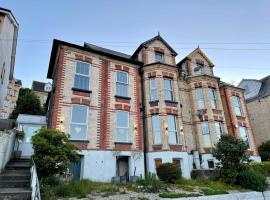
[139,67,148,176]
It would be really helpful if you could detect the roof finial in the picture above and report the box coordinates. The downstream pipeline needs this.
[197,45,200,49]
[158,31,160,36]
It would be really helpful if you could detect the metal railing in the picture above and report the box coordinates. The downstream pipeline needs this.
[30,158,41,200]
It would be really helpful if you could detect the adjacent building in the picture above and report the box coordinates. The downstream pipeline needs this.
[238,76,270,146]
[46,35,260,182]
[0,78,21,119]
[0,7,19,114]
[31,81,52,107]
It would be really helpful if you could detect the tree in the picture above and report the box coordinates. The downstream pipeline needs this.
[32,128,80,177]
[259,140,270,161]
[10,88,43,119]
[213,134,249,184]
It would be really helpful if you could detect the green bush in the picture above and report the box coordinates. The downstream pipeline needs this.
[156,163,182,183]
[41,176,61,186]
[259,140,270,161]
[191,170,199,179]
[238,170,268,191]
[137,173,161,193]
[32,128,80,177]
[244,162,270,177]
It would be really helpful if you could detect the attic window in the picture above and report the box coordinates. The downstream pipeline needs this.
[155,52,164,62]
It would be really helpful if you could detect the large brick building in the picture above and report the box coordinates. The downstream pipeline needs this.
[46,35,260,182]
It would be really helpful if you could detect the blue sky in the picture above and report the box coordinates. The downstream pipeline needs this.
[1,0,270,87]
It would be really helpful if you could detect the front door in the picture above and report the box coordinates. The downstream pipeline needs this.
[70,159,82,180]
[117,156,129,181]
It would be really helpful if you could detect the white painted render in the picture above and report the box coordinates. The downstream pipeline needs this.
[146,151,192,179]
[80,150,145,182]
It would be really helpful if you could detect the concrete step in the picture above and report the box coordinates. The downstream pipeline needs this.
[5,162,32,169]
[0,173,30,180]
[0,188,31,200]
[0,180,30,188]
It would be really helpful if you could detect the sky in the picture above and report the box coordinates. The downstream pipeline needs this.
[1,0,270,88]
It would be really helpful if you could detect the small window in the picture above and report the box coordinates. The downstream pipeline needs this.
[208,160,214,169]
[196,88,205,109]
[74,61,90,90]
[116,71,129,97]
[152,115,161,144]
[149,78,158,101]
[208,88,217,109]
[201,122,211,147]
[70,105,88,140]
[164,78,173,101]
[239,126,250,147]
[173,158,181,168]
[215,122,223,140]
[116,110,129,142]
[155,158,162,168]
[231,96,243,116]
[167,115,178,144]
[155,52,164,62]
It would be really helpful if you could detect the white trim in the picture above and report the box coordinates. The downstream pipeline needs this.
[116,70,129,97]
[74,60,91,90]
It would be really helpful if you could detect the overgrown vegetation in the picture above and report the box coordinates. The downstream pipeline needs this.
[159,193,201,198]
[213,134,249,184]
[244,161,270,177]
[156,163,182,183]
[259,140,270,161]
[10,88,45,119]
[32,128,79,177]
[136,173,161,193]
[238,169,268,192]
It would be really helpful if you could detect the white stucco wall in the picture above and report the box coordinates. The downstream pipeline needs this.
[200,153,219,169]
[80,150,145,182]
[0,130,15,172]
[146,151,191,179]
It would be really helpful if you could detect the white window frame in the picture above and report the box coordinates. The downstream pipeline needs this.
[208,88,217,109]
[152,115,161,144]
[239,126,250,147]
[201,122,212,147]
[231,96,243,116]
[196,88,205,109]
[115,110,130,143]
[74,60,91,90]
[116,71,129,97]
[155,52,164,62]
[149,77,158,101]
[69,104,89,141]
[167,115,179,144]
[164,78,174,101]
[215,121,223,140]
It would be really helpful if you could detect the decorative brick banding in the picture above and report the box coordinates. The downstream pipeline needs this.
[115,143,132,151]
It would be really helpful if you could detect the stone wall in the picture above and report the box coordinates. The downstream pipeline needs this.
[0,129,15,172]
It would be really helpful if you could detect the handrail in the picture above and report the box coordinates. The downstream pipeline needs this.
[30,158,41,200]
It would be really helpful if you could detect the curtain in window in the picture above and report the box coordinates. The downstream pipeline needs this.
[116,110,129,142]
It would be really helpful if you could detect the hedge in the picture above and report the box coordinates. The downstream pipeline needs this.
[244,162,270,177]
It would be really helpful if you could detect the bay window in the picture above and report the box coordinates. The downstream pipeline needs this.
[231,96,243,116]
[152,115,161,144]
[208,88,217,109]
[167,115,178,144]
[164,78,173,101]
[201,122,211,147]
[149,78,158,101]
[196,88,205,109]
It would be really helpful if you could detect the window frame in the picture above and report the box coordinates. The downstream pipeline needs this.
[155,52,164,62]
[74,60,91,91]
[151,115,161,144]
[116,70,129,97]
[164,78,174,101]
[167,115,179,144]
[239,126,250,147]
[196,88,205,109]
[208,88,217,109]
[231,96,243,116]
[149,77,158,101]
[115,110,130,143]
[215,121,223,140]
[69,104,89,141]
[201,122,212,147]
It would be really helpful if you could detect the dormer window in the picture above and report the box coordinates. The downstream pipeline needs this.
[155,52,164,62]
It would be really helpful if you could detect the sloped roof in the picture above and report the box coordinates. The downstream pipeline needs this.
[131,35,178,58]
[177,47,215,67]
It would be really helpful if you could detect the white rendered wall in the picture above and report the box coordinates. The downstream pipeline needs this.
[80,150,145,182]
[250,156,261,162]
[146,151,191,179]
[200,153,219,169]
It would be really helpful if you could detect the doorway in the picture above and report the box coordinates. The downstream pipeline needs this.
[116,156,129,182]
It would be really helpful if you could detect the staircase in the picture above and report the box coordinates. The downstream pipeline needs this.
[0,159,32,200]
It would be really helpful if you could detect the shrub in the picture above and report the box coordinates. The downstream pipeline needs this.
[259,140,270,161]
[244,162,270,177]
[191,170,199,179]
[32,128,80,177]
[156,163,182,183]
[41,176,61,186]
[238,170,268,191]
[213,134,249,184]
[137,173,161,193]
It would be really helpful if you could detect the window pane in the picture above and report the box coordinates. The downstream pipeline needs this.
[167,115,176,131]
[208,88,217,109]
[201,122,209,135]
[150,89,158,101]
[72,105,87,123]
[196,88,205,109]
[155,53,164,62]
[169,131,178,144]
[152,115,161,144]
[203,134,211,147]
[117,71,128,83]
[116,111,129,127]
[164,79,172,90]
[215,122,222,140]
[116,128,129,142]
[239,126,249,146]
[74,75,89,90]
[165,90,173,101]
[70,124,87,140]
[150,78,157,89]
[116,83,128,97]
[76,61,89,75]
